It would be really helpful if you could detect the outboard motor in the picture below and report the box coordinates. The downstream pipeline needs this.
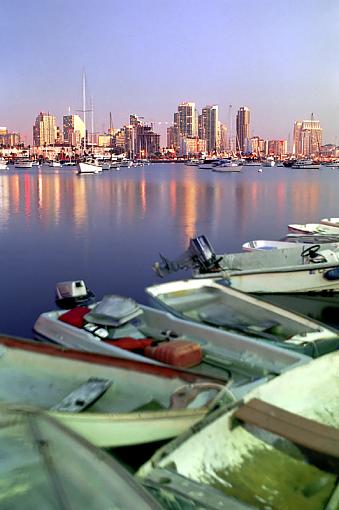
[55,280,95,309]
[153,235,223,277]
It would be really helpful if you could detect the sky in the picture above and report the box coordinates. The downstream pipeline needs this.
[1,0,339,146]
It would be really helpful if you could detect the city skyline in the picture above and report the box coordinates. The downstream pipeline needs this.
[1,0,339,145]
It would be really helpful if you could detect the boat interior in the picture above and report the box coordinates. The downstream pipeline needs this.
[0,342,224,415]
[149,284,323,341]
[139,352,339,510]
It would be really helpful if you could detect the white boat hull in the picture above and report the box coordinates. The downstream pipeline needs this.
[288,223,339,234]
[14,161,33,168]
[0,163,8,170]
[242,240,308,251]
[212,166,242,173]
[78,162,102,174]
[320,218,339,228]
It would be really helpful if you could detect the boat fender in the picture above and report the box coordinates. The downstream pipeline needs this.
[323,268,339,280]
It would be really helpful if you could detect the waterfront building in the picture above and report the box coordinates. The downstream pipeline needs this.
[201,105,219,153]
[97,134,112,147]
[33,112,57,146]
[63,114,85,147]
[250,136,265,157]
[266,140,288,158]
[134,124,160,157]
[293,119,323,157]
[236,106,250,153]
[219,122,228,153]
[176,102,198,138]
[179,136,207,157]
[167,126,177,149]
[0,127,21,147]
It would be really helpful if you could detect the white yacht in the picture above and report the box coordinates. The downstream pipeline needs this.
[292,159,320,169]
[0,159,8,170]
[77,158,103,174]
[14,159,33,168]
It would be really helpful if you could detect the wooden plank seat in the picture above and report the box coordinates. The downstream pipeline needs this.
[233,398,339,459]
[51,378,112,412]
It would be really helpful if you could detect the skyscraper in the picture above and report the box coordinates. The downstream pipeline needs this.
[63,114,85,147]
[33,112,57,147]
[293,119,322,157]
[177,102,197,138]
[201,105,219,153]
[236,107,250,153]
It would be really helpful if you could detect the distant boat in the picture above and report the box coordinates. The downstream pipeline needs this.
[198,159,219,170]
[138,350,339,510]
[261,157,275,167]
[77,158,103,174]
[0,158,8,170]
[48,160,61,167]
[291,159,320,169]
[14,158,33,168]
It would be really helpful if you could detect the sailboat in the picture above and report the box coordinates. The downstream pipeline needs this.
[77,73,102,175]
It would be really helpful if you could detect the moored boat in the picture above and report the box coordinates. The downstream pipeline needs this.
[77,158,103,174]
[242,239,300,251]
[320,217,339,228]
[146,278,339,357]
[0,158,8,170]
[138,350,339,510]
[288,223,339,234]
[198,159,219,169]
[291,159,320,169]
[153,234,339,293]
[34,283,309,391]
[14,158,33,168]
[0,404,163,510]
[0,335,226,447]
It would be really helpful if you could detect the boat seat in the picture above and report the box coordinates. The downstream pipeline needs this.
[233,398,339,459]
[198,305,281,341]
[50,378,112,413]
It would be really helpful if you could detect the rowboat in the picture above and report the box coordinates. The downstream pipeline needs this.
[288,223,339,235]
[153,235,339,293]
[34,290,309,394]
[146,278,339,356]
[320,217,339,228]
[242,239,300,251]
[0,405,162,510]
[138,350,339,510]
[0,335,228,447]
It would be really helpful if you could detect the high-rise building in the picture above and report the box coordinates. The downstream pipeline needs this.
[33,112,57,146]
[219,122,228,152]
[293,119,322,157]
[266,140,288,157]
[201,105,219,153]
[236,106,250,153]
[177,102,197,138]
[63,114,85,147]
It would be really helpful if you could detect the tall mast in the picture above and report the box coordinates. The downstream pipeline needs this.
[228,104,232,153]
[82,71,86,151]
[91,96,94,154]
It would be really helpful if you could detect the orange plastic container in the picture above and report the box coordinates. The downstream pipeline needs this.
[144,339,202,368]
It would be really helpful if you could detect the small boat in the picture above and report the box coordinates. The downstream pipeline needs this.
[245,160,262,166]
[288,223,339,235]
[77,158,103,174]
[0,404,163,510]
[198,159,219,170]
[242,239,303,251]
[153,234,339,293]
[0,335,227,447]
[34,283,308,395]
[185,159,200,166]
[212,160,242,173]
[48,160,61,167]
[14,158,33,168]
[146,278,339,357]
[0,158,8,170]
[320,217,339,228]
[291,159,320,169]
[138,350,339,510]
[261,157,275,167]
[282,232,339,243]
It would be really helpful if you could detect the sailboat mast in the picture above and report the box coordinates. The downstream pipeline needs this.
[91,96,94,154]
[82,72,86,152]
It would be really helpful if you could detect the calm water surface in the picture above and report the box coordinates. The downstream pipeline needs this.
[1,163,339,337]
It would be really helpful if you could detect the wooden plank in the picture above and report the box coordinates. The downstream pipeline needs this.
[234,398,339,458]
[51,378,112,412]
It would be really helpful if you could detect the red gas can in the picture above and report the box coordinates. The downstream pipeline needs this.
[144,339,202,368]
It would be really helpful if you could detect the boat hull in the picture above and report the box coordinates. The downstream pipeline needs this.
[78,162,102,174]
